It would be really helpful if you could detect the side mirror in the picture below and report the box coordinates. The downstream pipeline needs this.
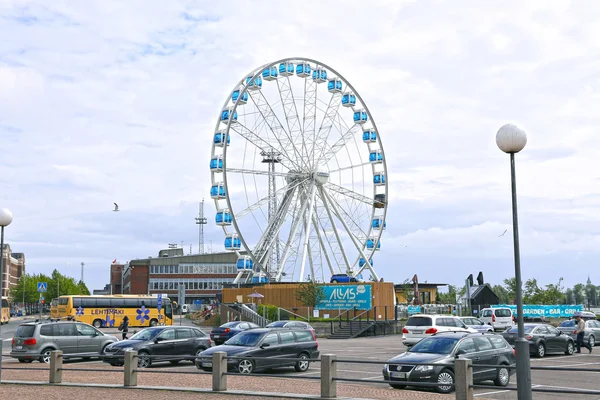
[154,337,163,343]
[455,349,466,358]
[260,343,270,349]
[557,331,562,336]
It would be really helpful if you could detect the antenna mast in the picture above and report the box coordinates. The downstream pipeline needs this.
[195,199,208,254]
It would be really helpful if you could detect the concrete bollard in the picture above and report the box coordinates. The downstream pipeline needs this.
[49,350,63,384]
[454,358,473,400]
[212,351,227,391]
[320,354,337,398]
[124,350,138,387]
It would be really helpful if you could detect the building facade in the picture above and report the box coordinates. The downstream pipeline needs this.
[110,249,239,305]
[110,263,125,294]
[1,244,26,298]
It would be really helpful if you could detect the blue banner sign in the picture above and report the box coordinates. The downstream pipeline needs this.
[318,284,372,310]
[492,304,584,318]
[407,305,422,315]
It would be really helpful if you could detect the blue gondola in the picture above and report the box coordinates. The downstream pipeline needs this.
[372,218,386,230]
[312,68,327,83]
[366,238,381,251]
[341,92,356,107]
[373,173,385,186]
[210,183,226,199]
[369,150,383,164]
[245,75,262,90]
[296,63,311,78]
[353,109,368,124]
[216,209,232,226]
[279,62,295,76]
[224,234,241,251]
[327,78,342,93]
[210,155,223,172]
[262,66,279,81]
[220,107,238,124]
[231,89,248,105]
[359,258,374,268]
[236,256,253,270]
[214,130,230,147]
[251,275,268,283]
[362,129,377,143]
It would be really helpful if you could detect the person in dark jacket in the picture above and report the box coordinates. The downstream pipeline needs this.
[121,316,129,340]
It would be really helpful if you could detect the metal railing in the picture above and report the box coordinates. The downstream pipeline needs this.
[3,350,600,399]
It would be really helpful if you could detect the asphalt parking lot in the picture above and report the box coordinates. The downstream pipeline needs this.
[2,320,600,399]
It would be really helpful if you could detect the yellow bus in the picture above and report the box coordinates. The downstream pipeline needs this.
[57,295,174,328]
[50,298,58,318]
[1,296,9,325]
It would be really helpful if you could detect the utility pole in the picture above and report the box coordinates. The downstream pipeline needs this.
[195,199,208,254]
[80,262,85,283]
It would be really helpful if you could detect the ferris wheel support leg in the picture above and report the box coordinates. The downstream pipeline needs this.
[276,189,310,281]
[322,188,380,281]
[318,186,353,274]
[298,184,318,282]
[311,213,336,278]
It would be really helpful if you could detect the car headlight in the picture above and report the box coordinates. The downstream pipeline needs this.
[122,347,133,352]
[414,365,434,372]
[383,364,388,370]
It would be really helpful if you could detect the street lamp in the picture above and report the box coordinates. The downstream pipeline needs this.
[0,207,14,382]
[496,124,531,400]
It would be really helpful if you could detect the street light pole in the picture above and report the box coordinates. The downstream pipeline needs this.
[496,124,531,400]
[0,207,14,383]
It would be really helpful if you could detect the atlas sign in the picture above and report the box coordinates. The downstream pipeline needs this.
[318,284,372,310]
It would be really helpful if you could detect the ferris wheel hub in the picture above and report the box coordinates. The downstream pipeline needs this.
[314,169,330,185]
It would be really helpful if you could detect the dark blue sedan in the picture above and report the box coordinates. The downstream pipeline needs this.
[210,321,259,345]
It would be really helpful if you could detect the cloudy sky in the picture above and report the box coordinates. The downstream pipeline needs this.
[1,0,599,292]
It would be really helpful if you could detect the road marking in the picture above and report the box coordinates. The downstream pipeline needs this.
[474,389,513,397]
[538,361,600,368]
[360,375,384,380]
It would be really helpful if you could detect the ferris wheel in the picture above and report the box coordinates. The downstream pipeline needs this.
[209,57,388,284]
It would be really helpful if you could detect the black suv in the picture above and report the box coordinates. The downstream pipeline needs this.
[383,332,516,394]
[196,328,319,374]
[103,326,212,368]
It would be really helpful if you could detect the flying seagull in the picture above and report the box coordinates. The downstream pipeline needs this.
[113,203,119,212]
[498,229,507,237]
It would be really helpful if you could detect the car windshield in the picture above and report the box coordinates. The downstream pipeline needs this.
[506,326,535,334]
[495,309,512,317]
[15,325,36,338]
[409,337,459,354]
[559,320,576,327]
[129,328,162,340]
[406,316,432,327]
[225,331,264,347]
[266,321,287,328]
[221,322,240,328]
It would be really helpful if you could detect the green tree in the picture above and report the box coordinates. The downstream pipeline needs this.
[437,285,457,304]
[10,270,91,303]
[295,280,325,309]
[541,277,565,304]
[396,279,413,304]
[523,278,543,304]
[491,284,510,304]
[573,283,585,305]
[566,288,575,304]
[503,277,516,301]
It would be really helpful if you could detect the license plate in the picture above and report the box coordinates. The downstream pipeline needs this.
[202,362,212,368]
[412,331,422,334]
[14,346,22,350]
[391,372,406,378]
[213,335,220,338]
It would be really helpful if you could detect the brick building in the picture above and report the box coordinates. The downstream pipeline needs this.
[1,244,26,298]
[110,248,239,305]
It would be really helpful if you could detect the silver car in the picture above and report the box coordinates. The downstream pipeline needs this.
[557,319,600,347]
[10,320,118,363]
[459,317,494,333]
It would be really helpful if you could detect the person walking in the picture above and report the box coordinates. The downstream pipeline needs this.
[574,314,592,354]
[120,316,130,340]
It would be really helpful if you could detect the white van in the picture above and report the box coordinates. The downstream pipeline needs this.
[480,308,514,331]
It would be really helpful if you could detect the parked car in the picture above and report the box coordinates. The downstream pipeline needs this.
[558,318,600,347]
[383,332,516,394]
[103,326,212,368]
[479,308,514,331]
[210,321,259,345]
[10,320,118,363]
[459,317,494,333]
[401,315,477,347]
[330,274,358,283]
[501,323,575,357]
[266,320,315,334]
[196,328,319,374]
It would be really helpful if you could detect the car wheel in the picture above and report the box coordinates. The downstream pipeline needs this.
[589,335,596,347]
[40,349,53,364]
[331,280,338,283]
[237,359,254,374]
[565,341,574,355]
[494,366,510,387]
[536,343,546,358]
[137,351,152,368]
[294,353,310,372]
[18,359,26,363]
[169,360,180,365]
[390,384,407,389]
[435,369,455,394]
[93,319,103,329]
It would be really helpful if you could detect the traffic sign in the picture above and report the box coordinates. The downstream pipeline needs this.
[178,286,186,307]
[157,294,162,312]
[37,282,47,293]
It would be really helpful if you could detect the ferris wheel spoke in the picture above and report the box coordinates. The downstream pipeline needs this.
[312,91,342,169]
[329,161,371,174]
[276,77,307,170]
[298,184,318,282]
[319,123,363,166]
[317,186,353,274]
[311,212,336,277]
[276,184,310,280]
[248,90,304,167]
[235,177,308,220]
[226,167,305,179]
[300,78,318,170]
[322,188,380,281]
[324,182,378,206]
[229,121,301,170]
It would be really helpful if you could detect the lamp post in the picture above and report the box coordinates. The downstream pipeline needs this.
[0,207,14,383]
[496,124,531,400]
